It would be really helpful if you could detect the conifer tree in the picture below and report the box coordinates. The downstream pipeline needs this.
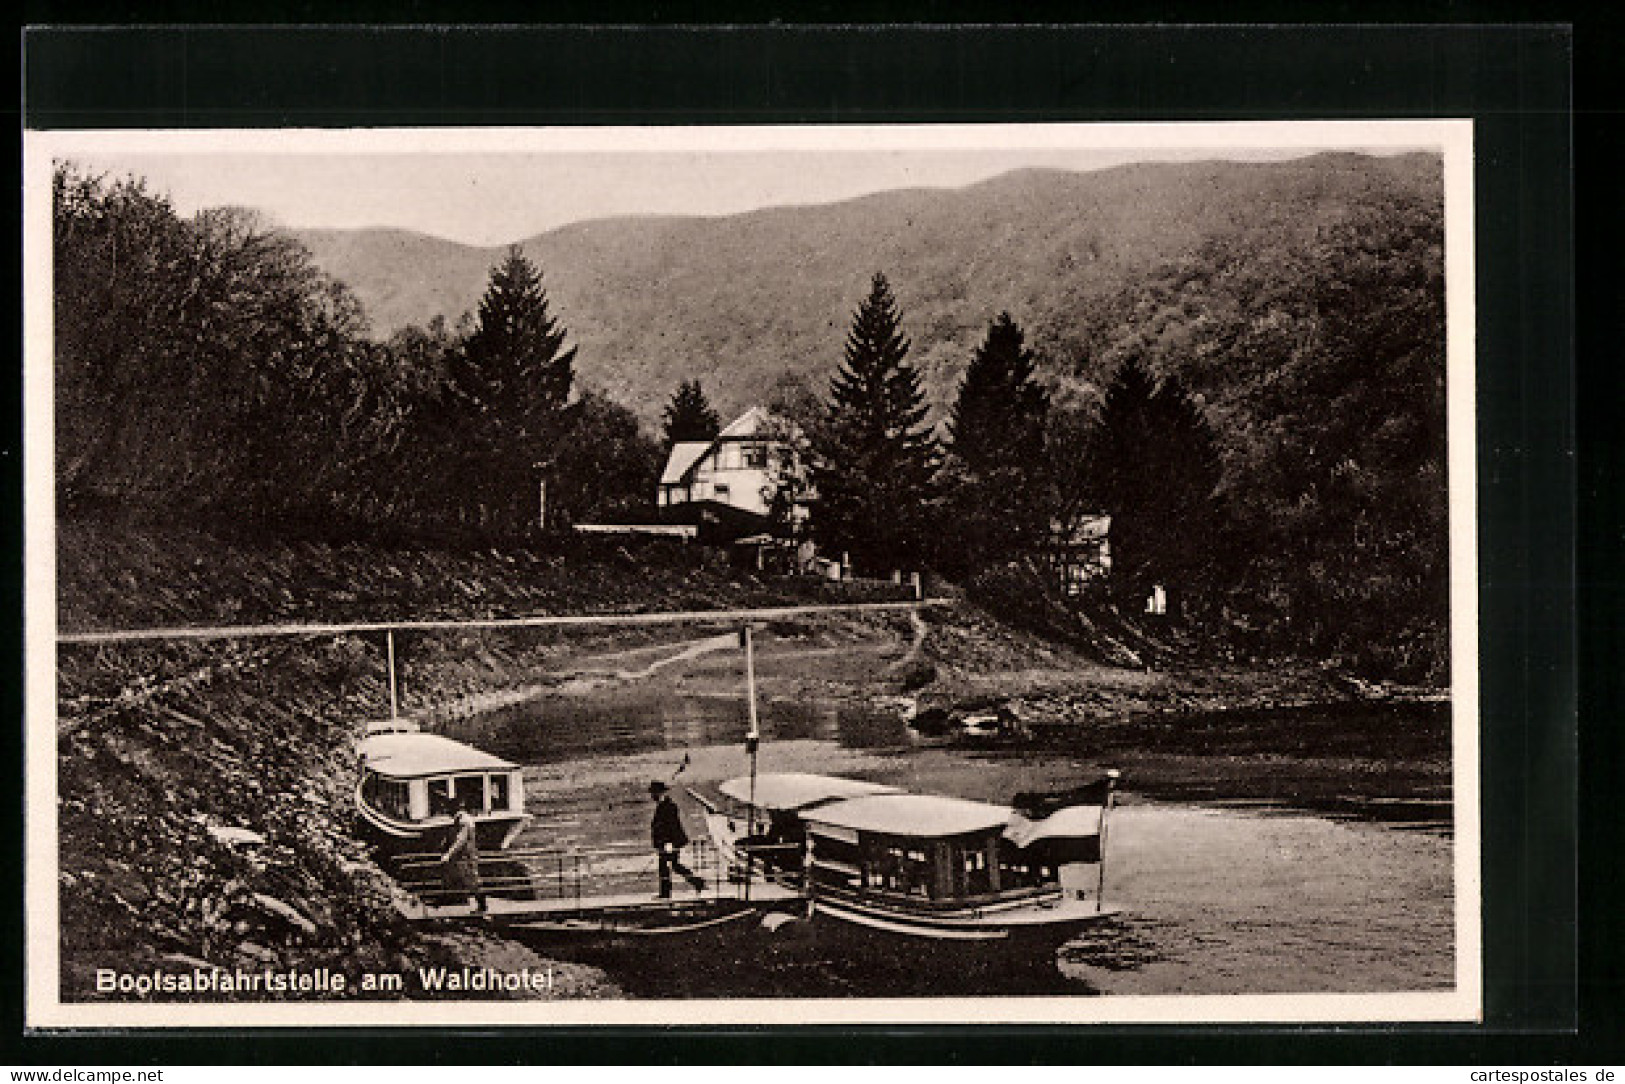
[942,313,1050,573]
[453,246,576,429]
[809,273,939,574]
[661,379,722,448]
[446,247,578,530]
[1089,356,1221,617]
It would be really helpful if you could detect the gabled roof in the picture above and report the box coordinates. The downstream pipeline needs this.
[718,772,900,811]
[659,407,788,487]
[358,732,518,778]
[1049,514,1112,544]
[717,406,774,439]
[801,793,1012,838]
[659,441,713,485]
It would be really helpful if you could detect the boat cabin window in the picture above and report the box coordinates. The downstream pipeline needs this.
[489,773,512,813]
[362,775,412,821]
[958,843,993,897]
[864,838,933,898]
[806,830,864,889]
[997,838,1058,888]
[427,775,487,817]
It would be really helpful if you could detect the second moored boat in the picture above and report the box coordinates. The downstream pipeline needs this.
[694,769,1121,949]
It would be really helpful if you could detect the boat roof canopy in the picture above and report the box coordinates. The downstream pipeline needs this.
[802,793,1012,838]
[718,772,900,811]
[358,732,518,778]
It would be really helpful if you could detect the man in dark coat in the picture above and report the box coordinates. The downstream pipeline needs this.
[650,780,706,898]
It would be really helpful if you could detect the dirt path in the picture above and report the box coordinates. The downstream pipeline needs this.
[59,599,948,645]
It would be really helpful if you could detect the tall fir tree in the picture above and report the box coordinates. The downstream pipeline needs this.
[445,246,577,530]
[661,379,722,448]
[1089,356,1221,618]
[942,313,1051,574]
[809,273,939,574]
[453,246,575,427]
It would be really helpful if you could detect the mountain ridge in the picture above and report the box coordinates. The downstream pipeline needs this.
[294,152,1442,426]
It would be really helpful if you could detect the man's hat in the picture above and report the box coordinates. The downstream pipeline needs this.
[649,780,670,795]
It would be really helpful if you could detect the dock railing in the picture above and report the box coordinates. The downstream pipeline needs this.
[726,841,807,895]
[389,838,748,911]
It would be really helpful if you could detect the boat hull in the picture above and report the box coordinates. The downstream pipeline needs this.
[790,894,1116,990]
[495,888,1105,996]
[502,899,807,997]
[505,897,775,942]
[809,890,1115,952]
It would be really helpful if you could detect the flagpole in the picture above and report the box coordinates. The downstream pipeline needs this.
[1095,769,1120,913]
[744,624,760,902]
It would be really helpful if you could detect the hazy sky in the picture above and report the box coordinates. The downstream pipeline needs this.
[47,125,1443,247]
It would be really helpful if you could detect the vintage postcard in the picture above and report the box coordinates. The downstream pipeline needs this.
[24,120,1479,1027]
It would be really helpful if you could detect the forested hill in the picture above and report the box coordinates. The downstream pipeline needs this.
[296,151,1442,425]
[54,151,1446,679]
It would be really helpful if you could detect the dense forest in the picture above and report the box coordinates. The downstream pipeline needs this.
[52,166,663,537]
[52,153,1447,681]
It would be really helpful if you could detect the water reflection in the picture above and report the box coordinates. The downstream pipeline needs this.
[447,685,911,765]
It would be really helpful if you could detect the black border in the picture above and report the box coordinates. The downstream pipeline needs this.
[13,23,1584,1063]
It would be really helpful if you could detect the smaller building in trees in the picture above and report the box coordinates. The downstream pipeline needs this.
[1040,514,1113,596]
[656,407,808,532]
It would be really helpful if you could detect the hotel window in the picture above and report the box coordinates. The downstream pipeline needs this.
[743,443,767,469]
[713,483,731,501]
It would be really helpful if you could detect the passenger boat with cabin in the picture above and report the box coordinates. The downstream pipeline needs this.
[355,721,531,855]
[696,772,898,881]
[697,770,1121,948]
[691,622,1123,952]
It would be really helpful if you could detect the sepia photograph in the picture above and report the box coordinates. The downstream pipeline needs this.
[24,120,1478,1027]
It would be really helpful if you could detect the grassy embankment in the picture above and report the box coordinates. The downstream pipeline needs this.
[52,520,1448,1000]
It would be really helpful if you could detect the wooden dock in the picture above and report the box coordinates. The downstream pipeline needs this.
[394,836,805,934]
[406,881,804,924]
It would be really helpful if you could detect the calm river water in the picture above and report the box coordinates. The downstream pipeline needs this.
[437,642,1456,999]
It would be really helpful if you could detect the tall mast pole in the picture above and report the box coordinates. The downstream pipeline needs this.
[744,624,760,900]
[386,629,399,721]
[1095,769,1120,912]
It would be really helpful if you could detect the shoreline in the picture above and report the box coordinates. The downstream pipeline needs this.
[51,521,1451,1002]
